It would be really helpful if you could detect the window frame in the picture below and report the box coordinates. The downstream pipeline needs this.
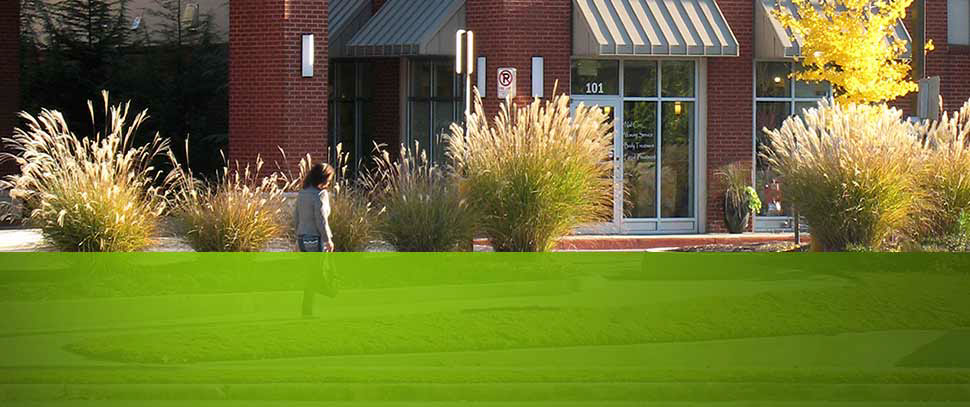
[406,58,463,164]
[751,60,832,230]
[571,58,699,221]
[328,60,375,175]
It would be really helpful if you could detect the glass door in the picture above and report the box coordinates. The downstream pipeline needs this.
[570,98,622,234]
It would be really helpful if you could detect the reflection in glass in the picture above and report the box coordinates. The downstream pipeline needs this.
[755,102,791,217]
[661,61,694,97]
[661,101,693,218]
[336,63,356,100]
[571,60,619,95]
[432,101,455,164]
[336,101,356,172]
[435,63,455,98]
[623,102,658,218]
[623,61,658,97]
[409,102,431,155]
[411,61,432,98]
[756,62,791,98]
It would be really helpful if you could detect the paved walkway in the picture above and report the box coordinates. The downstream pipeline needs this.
[0,227,808,252]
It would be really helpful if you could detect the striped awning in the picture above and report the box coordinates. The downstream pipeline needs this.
[755,0,911,59]
[573,0,739,57]
[347,0,465,57]
[329,0,371,58]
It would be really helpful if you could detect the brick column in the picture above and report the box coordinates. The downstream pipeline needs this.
[0,0,20,176]
[925,0,970,113]
[229,0,328,173]
[705,0,755,233]
[466,0,572,118]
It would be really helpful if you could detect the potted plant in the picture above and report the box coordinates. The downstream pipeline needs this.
[716,163,762,234]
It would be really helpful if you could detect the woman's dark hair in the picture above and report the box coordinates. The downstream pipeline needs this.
[303,163,335,189]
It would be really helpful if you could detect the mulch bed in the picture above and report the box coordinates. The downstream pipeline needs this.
[672,242,808,252]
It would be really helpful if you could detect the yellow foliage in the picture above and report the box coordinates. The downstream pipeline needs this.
[774,0,920,104]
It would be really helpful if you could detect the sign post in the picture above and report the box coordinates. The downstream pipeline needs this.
[497,67,516,100]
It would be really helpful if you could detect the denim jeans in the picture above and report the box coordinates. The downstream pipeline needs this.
[297,235,323,252]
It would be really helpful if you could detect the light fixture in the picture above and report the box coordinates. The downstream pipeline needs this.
[301,34,314,78]
[674,101,682,115]
[773,76,782,84]
[181,3,199,28]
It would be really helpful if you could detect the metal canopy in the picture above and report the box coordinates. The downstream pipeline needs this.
[573,0,739,57]
[346,0,465,57]
[755,0,912,59]
[330,0,372,58]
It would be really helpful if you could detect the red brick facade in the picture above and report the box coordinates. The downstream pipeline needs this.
[467,0,572,117]
[372,58,401,152]
[706,0,755,233]
[926,0,970,113]
[5,0,970,234]
[228,0,329,172]
[0,0,20,175]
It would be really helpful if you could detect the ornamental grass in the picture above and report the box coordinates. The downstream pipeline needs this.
[1,92,173,252]
[170,153,289,252]
[916,100,970,240]
[308,146,379,252]
[365,143,475,252]
[447,91,613,252]
[762,99,925,251]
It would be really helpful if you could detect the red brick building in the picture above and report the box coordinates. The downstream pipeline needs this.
[4,0,970,234]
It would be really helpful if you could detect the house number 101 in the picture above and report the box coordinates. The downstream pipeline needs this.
[585,82,605,94]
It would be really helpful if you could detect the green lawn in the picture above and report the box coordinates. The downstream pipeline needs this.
[0,253,968,404]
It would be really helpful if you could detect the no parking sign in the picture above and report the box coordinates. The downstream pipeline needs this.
[497,67,516,99]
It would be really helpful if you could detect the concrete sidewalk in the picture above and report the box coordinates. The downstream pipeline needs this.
[0,227,808,252]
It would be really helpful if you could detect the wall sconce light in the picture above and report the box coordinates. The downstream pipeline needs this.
[674,101,683,115]
[301,34,314,78]
[773,76,782,84]
[532,57,544,98]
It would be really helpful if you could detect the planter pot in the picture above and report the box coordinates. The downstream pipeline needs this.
[724,193,751,234]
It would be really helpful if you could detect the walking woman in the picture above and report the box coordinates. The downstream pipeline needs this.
[294,163,335,252]
[295,163,336,317]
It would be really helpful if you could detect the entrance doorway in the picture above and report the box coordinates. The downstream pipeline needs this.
[571,59,699,234]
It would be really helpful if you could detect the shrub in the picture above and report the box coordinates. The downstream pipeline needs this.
[170,154,289,252]
[0,92,172,252]
[312,146,379,252]
[447,92,613,252]
[366,143,475,252]
[762,99,924,251]
[916,99,970,239]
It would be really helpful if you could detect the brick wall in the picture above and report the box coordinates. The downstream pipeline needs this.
[466,0,572,117]
[926,0,970,113]
[229,0,328,174]
[705,0,755,233]
[0,0,19,176]
[372,58,401,152]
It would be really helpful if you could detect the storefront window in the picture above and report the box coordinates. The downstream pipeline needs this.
[623,101,657,218]
[619,60,696,220]
[571,60,619,95]
[329,61,375,175]
[408,59,462,164]
[754,61,830,218]
[623,61,657,97]
[661,61,694,98]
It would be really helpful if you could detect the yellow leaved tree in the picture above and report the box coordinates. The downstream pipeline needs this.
[774,0,930,104]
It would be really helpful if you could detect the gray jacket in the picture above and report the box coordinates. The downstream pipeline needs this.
[293,187,333,244]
